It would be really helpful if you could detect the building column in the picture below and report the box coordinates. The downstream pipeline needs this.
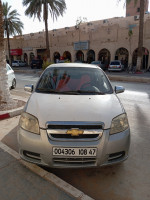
[110,50,116,61]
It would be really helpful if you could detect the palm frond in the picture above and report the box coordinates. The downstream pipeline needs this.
[2,2,24,36]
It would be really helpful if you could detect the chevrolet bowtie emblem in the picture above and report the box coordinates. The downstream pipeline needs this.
[66,129,84,136]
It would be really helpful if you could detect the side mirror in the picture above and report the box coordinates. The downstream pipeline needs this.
[115,86,125,94]
[24,84,34,92]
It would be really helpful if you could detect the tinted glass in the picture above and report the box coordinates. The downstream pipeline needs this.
[110,61,120,65]
[36,67,113,95]
[32,60,40,63]
[91,61,100,64]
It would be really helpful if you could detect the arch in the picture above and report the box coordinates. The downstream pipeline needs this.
[115,47,129,69]
[98,48,111,68]
[63,51,72,62]
[87,49,95,63]
[132,47,149,70]
[76,50,84,62]
[53,52,60,63]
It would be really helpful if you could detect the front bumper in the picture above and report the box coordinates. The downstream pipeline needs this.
[17,127,130,168]
[108,68,123,71]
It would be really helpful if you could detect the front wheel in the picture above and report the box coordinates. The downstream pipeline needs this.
[11,78,16,89]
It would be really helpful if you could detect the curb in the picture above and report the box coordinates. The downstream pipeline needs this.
[0,105,24,121]
[0,141,94,200]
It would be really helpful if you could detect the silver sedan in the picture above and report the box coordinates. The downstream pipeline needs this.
[17,63,130,168]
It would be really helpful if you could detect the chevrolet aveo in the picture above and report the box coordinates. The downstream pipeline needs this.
[17,63,130,168]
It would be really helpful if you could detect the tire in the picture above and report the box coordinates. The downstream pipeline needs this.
[11,78,16,89]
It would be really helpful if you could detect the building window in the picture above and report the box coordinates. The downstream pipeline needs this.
[137,7,140,12]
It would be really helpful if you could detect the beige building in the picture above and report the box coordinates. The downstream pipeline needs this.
[4,11,150,70]
[126,0,149,16]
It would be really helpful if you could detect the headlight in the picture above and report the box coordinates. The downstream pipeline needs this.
[19,112,40,134]
[110,113,129,135]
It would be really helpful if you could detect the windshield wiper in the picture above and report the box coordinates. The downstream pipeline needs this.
[36,88,57,93]
[36,89,105,95]
[76,90,106,95]
[56,91,80,95]
[36,89,80,94]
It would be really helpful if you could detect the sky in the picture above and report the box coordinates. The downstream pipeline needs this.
[3,0,150,35]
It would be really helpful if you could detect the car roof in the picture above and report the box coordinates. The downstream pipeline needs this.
[47,63,99,69]
[110,60,121,63]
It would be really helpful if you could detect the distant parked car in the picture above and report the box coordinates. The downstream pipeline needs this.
[108,60,124,72]
[12,60,27,67]
[31,59,42,69]
[91,61,106,71]
[6,63,16,89]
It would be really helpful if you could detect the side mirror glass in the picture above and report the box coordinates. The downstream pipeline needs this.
[24,84,34,92]
[115,86,125,94]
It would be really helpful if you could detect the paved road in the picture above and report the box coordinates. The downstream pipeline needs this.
[10,73,39,99]
[6,73,150,200]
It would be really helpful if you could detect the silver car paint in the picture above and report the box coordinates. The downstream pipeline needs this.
[18,127,130,168]
[25,93,124,129]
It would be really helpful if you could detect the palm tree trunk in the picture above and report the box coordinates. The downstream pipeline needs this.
[0,0,15,109]
[44,3,50,60]
[136,0,144,71]
[6,23,11,64]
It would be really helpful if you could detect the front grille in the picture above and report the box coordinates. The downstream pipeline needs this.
[46,121,104,141]
[53,157,96,166]
[47,124,103,129]
[50,134,99,139]
[46,121,104,129]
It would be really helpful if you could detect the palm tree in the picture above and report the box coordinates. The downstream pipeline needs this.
[119,0,145,71]
[0,0,15,110]
[3,2,24,64]
[22,0,66,61]
[136,0,145,71]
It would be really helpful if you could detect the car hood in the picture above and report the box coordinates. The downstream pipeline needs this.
[25,93,124,129]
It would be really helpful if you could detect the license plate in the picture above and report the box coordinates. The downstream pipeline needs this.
[53,147,97,157]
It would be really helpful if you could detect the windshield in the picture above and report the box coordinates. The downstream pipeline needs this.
[91,61,100,64]
[110,61,120,65]
[36,67,113,95]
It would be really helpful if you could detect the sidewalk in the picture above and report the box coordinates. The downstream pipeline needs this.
[106,70,150,83]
